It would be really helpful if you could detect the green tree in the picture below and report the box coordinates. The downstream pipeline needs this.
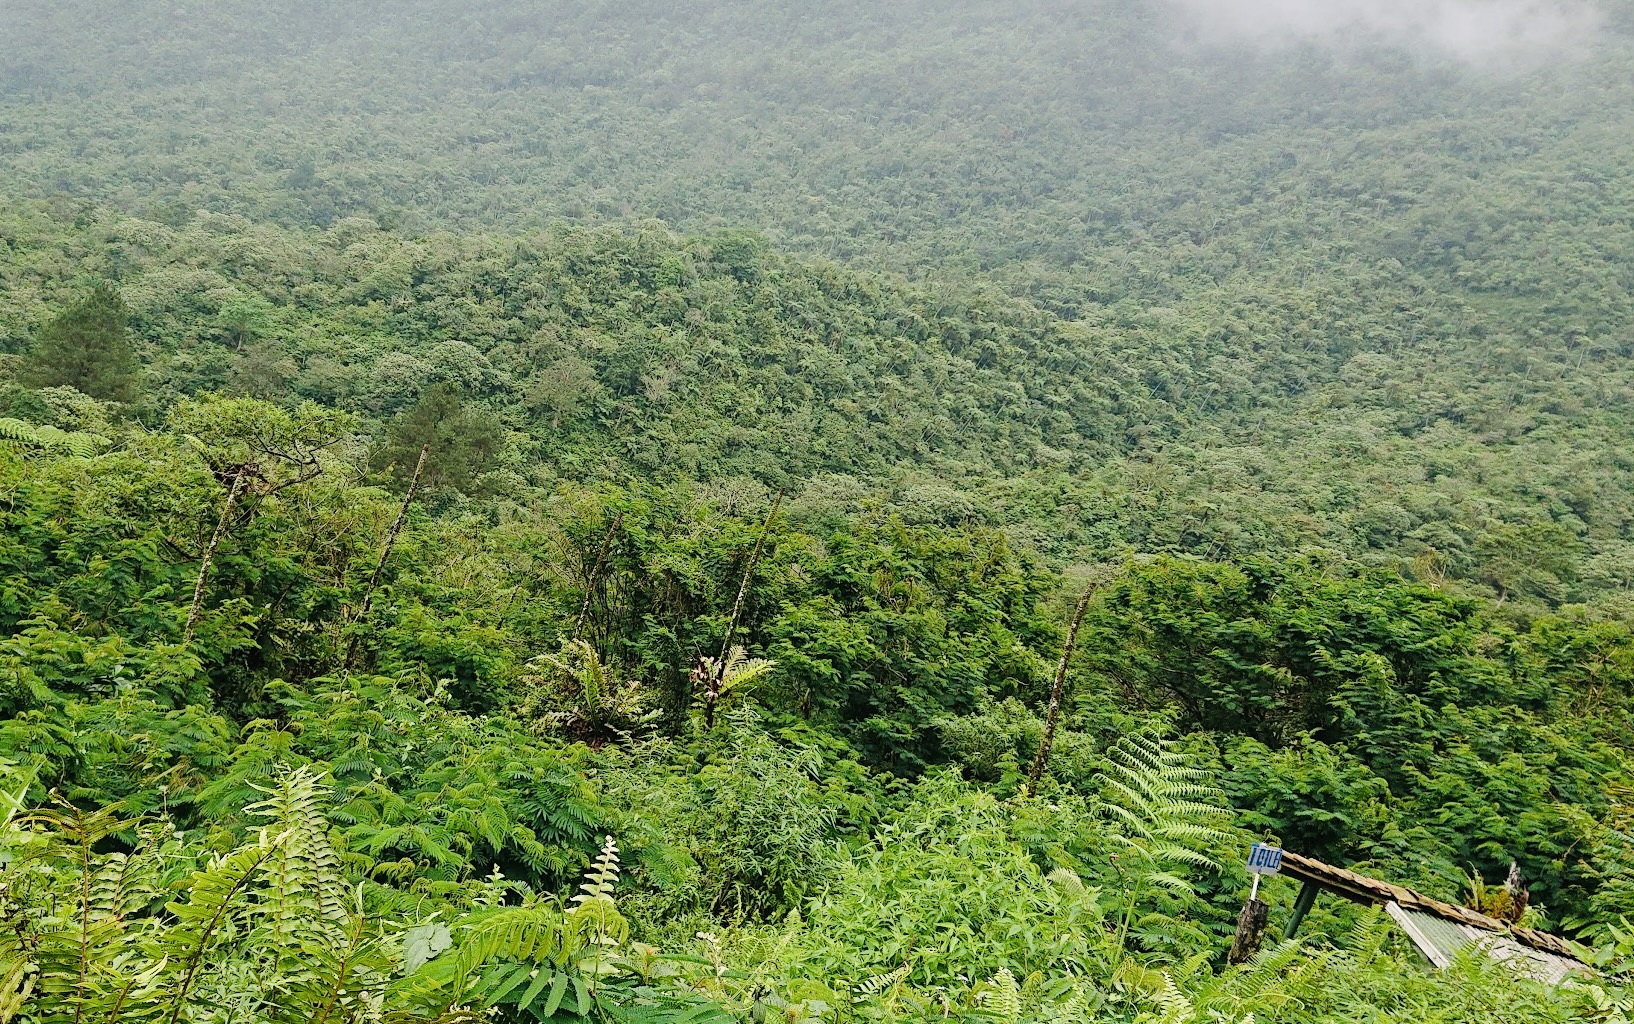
[167,395,355,643]
[22,283,139,403]
[376,383,504,493]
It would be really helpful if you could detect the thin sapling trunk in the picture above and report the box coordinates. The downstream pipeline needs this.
[346,444,428,667]
[184,470,252,644]
[1024,586,1096,797]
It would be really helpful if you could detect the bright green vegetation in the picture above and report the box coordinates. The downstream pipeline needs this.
[3,205,1632,608]
[4,1,1634,1021]
[3,381,1634,1020]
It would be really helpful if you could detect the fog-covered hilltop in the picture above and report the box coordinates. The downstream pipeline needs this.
[5,1,1634,301]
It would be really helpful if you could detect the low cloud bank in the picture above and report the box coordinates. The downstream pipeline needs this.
[1163,0,1602,59]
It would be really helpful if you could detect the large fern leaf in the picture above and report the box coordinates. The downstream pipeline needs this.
[157,829,284,1024]
[0,416,109,457]
[1096,733,1231,880]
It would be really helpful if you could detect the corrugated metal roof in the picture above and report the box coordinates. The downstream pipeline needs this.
[1386,904,1588,986]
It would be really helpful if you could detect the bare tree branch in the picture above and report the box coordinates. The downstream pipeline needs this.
[183,469,253,644]
[1024,585,1097,798]
[345,444,429,669]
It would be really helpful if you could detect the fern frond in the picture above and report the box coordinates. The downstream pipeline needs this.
[1045,867,1085,895]
[446,906,573,983]
[977,968,1021,1024]
[0,417,44,450]
[1152,973,1192,1024]
[856,963,911,998]
[714,647,776,697]
[14,802,147,1018]
[246,765,349,942]
[574,835,621,904]
[159,828,284,1024]
[0,417,109,458]
[1095,733,1230,892]
[272,902,394,1024]
[1112,957,1168,997]
[0,958,35,1022]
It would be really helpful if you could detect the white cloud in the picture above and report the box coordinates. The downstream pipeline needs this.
[1163,0,1603,59]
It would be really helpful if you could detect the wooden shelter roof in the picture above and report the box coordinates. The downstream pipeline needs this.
[1278,851,1585,964]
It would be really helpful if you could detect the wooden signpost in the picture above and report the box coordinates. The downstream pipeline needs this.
[1230,843,1283,964]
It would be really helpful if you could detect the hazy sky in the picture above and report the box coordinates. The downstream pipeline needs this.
[1164,0,1603,58]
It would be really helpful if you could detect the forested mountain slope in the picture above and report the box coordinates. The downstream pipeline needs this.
[5,2,1634,1021]
[7,1,1634,304]
[6,0,1634,333]
[5,1,1634,606]
[5,355,1634,1022]
[2,201,1631,606]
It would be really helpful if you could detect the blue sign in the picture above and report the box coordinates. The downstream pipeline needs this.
[1246,843,1283,876]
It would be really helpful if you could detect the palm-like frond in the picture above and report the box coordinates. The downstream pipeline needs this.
[0,417,110,458]
[1096,733,1231,883]
[705,646,775,700]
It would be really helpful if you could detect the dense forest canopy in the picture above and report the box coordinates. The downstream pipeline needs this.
[3,1,1634,1022]
[4,0,1634,603]
[2,199,1630,607]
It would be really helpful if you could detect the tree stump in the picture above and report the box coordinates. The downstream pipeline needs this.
[1229,897,1270,964]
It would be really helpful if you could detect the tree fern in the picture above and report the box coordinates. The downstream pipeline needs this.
[0,417,109,458]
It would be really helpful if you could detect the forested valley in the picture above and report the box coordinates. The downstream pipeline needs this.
[2,1,1634,1021]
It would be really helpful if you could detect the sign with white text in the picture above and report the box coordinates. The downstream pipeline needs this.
[1246,843,1284,876]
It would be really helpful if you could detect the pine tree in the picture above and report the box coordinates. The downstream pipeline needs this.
[22,282,140,402]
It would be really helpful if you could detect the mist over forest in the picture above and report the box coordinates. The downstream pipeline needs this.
[3,3,1634,1022]
[1165,0,1607,55]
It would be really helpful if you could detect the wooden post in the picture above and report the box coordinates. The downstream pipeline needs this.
[1229,897,1271,964]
